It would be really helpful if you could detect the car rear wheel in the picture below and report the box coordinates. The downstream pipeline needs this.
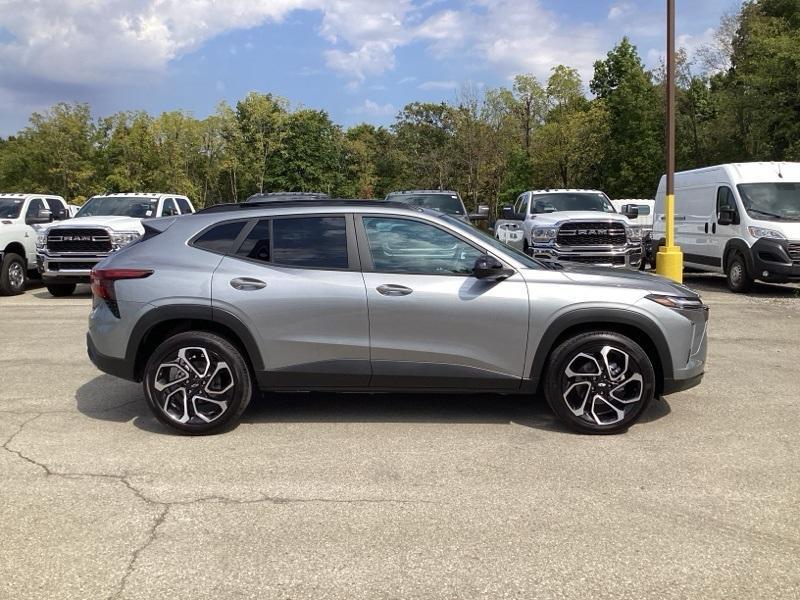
[46,283,76,297]
[143,331,253,435]
[544,331,655,434]
[0,253,27,296]
[726,253,754,293]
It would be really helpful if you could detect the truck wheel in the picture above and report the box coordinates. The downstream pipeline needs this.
[0,253,27,296]
[46,283,76,297]
[143,331,253,435]
[726,253,754,293]
[544,331,655,435]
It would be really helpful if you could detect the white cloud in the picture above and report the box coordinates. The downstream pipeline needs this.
[608,2,635,21]
[418,80,459,91]
[347,99,396,117]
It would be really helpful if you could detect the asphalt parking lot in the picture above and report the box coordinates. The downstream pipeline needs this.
[1,276,799,600]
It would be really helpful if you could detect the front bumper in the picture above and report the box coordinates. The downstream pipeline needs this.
[750,238,800,282]
[37,252,108,283]
[530,242,643,269]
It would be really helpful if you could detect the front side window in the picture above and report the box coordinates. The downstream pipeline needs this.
[363,216,483,275]
[0,198,24,219]
[76,196,159,218]
[25,198,45,220]
[162,198,179,217]
[531,193,615,214]
[737,182,800,221]
[175,198,193,214]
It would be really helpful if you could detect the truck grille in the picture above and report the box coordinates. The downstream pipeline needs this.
[557,222,626,247]
[47,228,111,253]
[788,242,800,263]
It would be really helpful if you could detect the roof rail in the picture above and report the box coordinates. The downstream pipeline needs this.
[197,199,413,214]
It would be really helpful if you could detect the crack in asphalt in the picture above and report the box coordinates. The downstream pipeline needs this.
[2,413,436,599]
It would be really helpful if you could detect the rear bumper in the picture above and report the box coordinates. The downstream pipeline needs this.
[87,333,137,382]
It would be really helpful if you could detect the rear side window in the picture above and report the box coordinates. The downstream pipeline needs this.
[194,221,246,254]
[176,198,193,214]
[236,220,271,262]
[273,217,348,269]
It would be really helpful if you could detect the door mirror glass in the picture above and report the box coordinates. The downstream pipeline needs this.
[26,208,52,225]
[473,254,513,281]
[718,207,736,226]
[622,205,640,220]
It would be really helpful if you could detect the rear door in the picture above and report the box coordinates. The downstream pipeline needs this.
[211,213,371,387]
[357,214,530,389]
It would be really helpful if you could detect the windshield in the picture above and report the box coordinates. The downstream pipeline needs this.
[531,193,616,214]
[388,193,466,216]
[737,183,800,221]
[76,196,158,219]
[441,215,543,269]
[0,198,24,219]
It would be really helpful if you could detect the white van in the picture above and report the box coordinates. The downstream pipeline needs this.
[653,162,800,292]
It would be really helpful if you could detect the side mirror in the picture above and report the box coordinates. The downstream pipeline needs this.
[469,204,491,222]
[622,205,640,220]
[473,254,513,281]
[27,209,52,225]
[717,207,736,226]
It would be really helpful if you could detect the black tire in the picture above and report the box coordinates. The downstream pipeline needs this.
[143,331,253,435]
[726,253,754,293]
[0,252,27,296]
[46,283,76,297]
[544,331,655,435]
[523,240,531,256]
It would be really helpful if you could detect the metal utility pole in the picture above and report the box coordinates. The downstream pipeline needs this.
[656,0,683,282]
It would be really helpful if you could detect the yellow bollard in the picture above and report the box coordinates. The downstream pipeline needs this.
[655,193,683,283]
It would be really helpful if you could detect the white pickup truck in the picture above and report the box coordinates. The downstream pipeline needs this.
[494,189,643,269]
[0,193,71,295]
[36,193,194,296]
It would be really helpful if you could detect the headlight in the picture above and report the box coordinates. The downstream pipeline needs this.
[36,233,46,249]
[747,226,785,240]
[532,228,557,242]
[110,231,141,247]
[627,226,642,242]
[646,294,706,310]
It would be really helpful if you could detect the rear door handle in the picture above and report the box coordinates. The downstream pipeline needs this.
[230,277,266,291]
[377,284,413,297]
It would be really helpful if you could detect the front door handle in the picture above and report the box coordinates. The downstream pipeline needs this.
[377,284,413,297]
[230,277,266,291]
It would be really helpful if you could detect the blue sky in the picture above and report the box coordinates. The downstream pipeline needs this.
[0,0,738,136]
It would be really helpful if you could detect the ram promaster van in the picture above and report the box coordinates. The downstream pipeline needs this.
[653,163,800,292]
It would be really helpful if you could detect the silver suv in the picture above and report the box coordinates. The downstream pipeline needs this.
[86,199,708,435]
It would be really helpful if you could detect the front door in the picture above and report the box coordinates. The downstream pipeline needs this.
[357,215,530,390]
[211,214,371,387]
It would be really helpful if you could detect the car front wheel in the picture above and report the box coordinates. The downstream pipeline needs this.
[544,331,655,434]
[726,253,754,293]
[1,253,27,296]
[143,331,253,435]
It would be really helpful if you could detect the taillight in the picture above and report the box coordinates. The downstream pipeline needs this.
[90,268,153,316]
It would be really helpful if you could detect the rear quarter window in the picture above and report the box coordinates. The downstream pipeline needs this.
[193,221,246,254]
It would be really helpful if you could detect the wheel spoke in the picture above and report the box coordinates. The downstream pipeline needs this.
[563,381,592,417]
[590,394,625,426]
[600,345,629,382]
[154,363,189,391]
[177,347,211,378]
[609,373,644,405]
[163,388,190,424]
[565,353,603,378]
[191,395,229,423]
[204,361,234,396]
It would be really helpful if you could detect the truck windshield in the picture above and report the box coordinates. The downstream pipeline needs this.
[737,183,800,221]
[76,196,158,219]
[0,198,24,219]
[531,193,615,214]
[388,194,466,216]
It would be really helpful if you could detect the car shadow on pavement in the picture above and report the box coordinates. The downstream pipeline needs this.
[32,285,92,300]
[76,374,672,436]
[683,273,799,298]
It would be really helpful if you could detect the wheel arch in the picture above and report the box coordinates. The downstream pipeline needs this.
[722,238,753,274]
[529,308,673,395]
[128,305,264,382]
[2,241,26,260]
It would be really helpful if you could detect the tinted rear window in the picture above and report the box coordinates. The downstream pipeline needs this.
[236,220,271,262]
[272,217,348,269]
[194,221,246,254]
[176,198,193,214]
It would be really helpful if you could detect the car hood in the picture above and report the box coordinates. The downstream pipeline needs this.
[45,215,145,233]
[529,211,630,226]
[554,264,699,297]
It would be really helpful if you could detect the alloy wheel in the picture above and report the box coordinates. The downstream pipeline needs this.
[8,261,25,290]
[560,345,645,426]
[152,347,235,425]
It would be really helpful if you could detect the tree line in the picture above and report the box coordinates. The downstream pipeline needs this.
[0,0,797,214]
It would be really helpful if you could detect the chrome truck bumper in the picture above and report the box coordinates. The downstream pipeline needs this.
[530,242,643,269]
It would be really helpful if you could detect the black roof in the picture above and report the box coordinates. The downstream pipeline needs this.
[244,191,330,203]
[197,198,415,214]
